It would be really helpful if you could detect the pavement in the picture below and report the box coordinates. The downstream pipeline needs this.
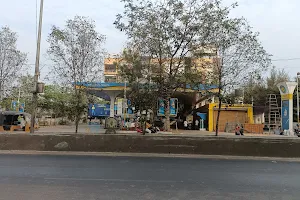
[1,125,296,139]
[28,125,296,138]
[1,153,300,199]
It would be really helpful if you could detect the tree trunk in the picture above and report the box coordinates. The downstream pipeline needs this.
[142,108,147,135]
[215,88,222,136]
[75,116,79,133]
[142,120,146,135]
[215,56,223,136]
[165,97,170,131]
[0,81,2,101]
[75,89,80,134]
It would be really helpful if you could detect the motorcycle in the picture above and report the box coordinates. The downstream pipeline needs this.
[295,129,300,137]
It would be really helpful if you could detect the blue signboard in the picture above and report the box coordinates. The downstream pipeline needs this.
[11,101,17,111]
[128,108,133,114]
[281,100,289,130]
[158,98,165,116]
[19,103,25,112]
[89,104,110,117]
[157,98,178,116]
[170,98,177,116]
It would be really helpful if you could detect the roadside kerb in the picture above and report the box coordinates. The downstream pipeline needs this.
[0,133,299,157]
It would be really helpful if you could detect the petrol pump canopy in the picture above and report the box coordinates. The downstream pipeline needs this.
[74,82,218,92]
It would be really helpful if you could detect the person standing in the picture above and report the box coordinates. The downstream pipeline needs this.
[240,124,244,136]
[91,104,96,116]
[184,120,188,130]
[18,115,26,130]
[195,119,199,130]
[235,124,241,135]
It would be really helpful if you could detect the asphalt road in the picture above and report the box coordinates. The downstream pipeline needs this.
[0,154,300,200]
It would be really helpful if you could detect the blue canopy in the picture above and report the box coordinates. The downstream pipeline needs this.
[197,112,207,120]
[75,82,217,90]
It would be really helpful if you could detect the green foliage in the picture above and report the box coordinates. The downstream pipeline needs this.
[243,67,289,106]
[115,0,271,133]
[38,85,73,119]
[226,67,290,106]
[87,94,109,105]
[117,50,158,113]
[115,0,213,91]
[266,67,290,93]
[68,91,88,122]
[0,75,34,113]
[115,0,222,130]
[39,85,90,124]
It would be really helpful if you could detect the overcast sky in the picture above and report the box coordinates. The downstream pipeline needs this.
[1,0,299,82]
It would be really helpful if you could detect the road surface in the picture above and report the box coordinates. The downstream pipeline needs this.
[0,154,300,200]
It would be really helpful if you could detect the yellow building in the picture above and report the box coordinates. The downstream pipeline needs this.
[207,103,254,132]
[103,55,216,83]
[103,53,219,114]
[103,56,122,83]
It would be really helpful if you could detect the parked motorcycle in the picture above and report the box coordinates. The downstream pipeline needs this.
[295,129,300,137]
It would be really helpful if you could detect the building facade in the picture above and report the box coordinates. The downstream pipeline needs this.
[103,53,217,84]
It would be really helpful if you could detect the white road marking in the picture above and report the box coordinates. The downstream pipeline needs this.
[45,177,178,183]
[1,150,300,162]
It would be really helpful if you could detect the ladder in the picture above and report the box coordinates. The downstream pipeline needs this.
[265,94,281,131]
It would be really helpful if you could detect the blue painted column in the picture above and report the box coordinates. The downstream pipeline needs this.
[277,82,297,135]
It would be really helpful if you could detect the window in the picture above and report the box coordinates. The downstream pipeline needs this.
[105,76,117,83]
[104,64,117,72]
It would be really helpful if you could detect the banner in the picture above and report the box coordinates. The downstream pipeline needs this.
[19,103,25,112]
[170,98,177,116]
[157,98,178,117]
[158,98,165,116]
[11,101,17,111]
[88,104,110,117]
[281,100,289,130]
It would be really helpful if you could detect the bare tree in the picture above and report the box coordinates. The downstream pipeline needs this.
[0,26,27,100]
[47,16,106,133]
[206,4,272,135]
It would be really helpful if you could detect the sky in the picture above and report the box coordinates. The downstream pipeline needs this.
[0,0,300,82]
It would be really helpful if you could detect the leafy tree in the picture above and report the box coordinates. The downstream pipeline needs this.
[0,75,34,113]
[119,50,158,110]
[266,67,290,94]
[115,0,221,131]
[115,49,158,133]
[242,67,289,106]
[0,26,27,100]
[47,16,106,132]
[38,85,73,122]
[115,0,271,134]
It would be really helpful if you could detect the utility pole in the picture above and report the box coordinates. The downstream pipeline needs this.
[123,79,127,129]
[297,72,300,123]
[30,0,44,133]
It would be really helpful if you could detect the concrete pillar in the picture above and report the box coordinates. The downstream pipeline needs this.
[109,96,115,118]
[104,91,122,118]
[277,82,297,136]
